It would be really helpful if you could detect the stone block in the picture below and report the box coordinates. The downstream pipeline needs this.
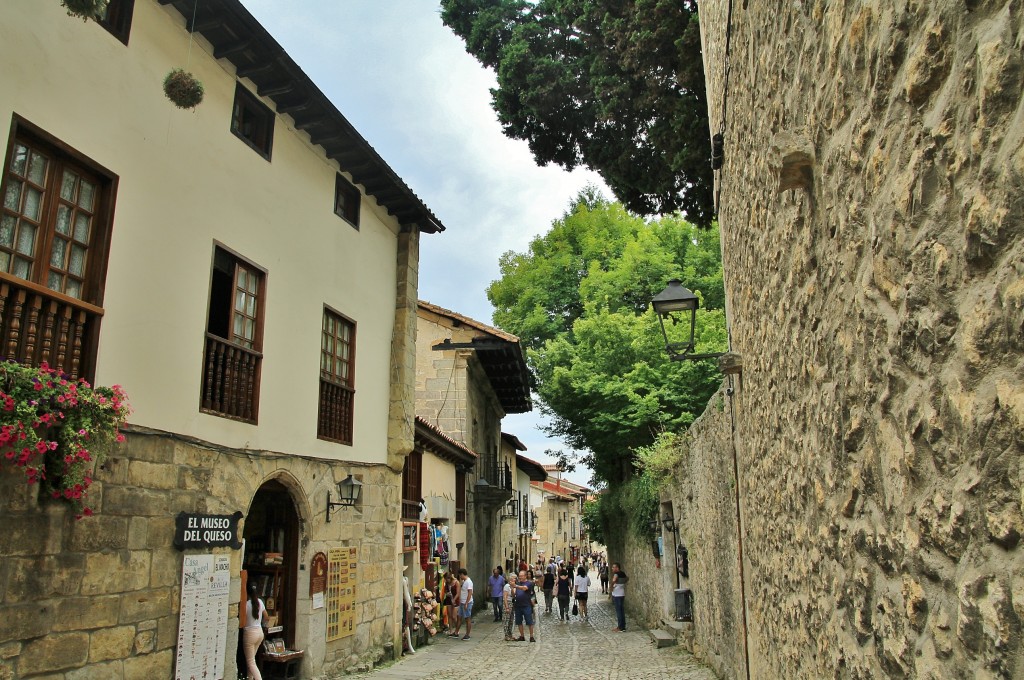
[18,632,88,674]
[0,643,17,661]
[125,436,175,465]
[119,587,174,624]
[121,649,173,680]
[127,460,178,490]
[0,602,55,640]
[95,456,127,485]
[54,595,121,631]
[103,486,169,517]
[133,628,155,654]
[66,515,129,552]
[145,516,177,549]
[127,516,148,550]
[89,625,135,662]
[82,551,150,595]
[150,548,181,589]
[0,513,57,556]
[9,552,86,602]
[66,660,124,680]
[156,615,179,651]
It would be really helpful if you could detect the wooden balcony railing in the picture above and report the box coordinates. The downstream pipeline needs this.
[317,377,354,445]
[200,333,261,424]
[0,272,102,381]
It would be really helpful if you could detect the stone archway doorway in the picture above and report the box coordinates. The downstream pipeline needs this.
[242,479,300,648]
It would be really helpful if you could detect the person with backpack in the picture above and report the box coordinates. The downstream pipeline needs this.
[599,563,610,593]
[512,569,537,642]
[542,566,555,613]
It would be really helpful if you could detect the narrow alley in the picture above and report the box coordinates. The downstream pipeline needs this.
[342,598,717,680]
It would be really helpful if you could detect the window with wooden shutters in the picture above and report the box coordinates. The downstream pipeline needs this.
[97,0,136,44]
[455,469,466,523]
[317,307,355,444]
[0,118,116,380]
[200,246,264,423]
[401,449,422,521]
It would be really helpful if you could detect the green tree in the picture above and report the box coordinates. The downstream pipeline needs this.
[440,0,712,225]
[487,193,725,485]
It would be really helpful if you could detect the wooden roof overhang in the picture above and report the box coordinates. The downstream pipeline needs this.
[515,454,548,482]
[157,0,445,234]
[431,338,532,414]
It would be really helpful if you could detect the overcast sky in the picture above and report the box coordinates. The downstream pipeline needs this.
[237,0,604,486]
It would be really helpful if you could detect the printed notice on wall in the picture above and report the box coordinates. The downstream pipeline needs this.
[175,554,231,680]
[326,547,358,641]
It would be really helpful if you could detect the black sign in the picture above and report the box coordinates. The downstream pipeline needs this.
[174,511,243,550]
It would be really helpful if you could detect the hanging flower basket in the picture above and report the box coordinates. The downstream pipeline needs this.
[61,0,108,20]
[0,361,131,518]
[164,69,205,110]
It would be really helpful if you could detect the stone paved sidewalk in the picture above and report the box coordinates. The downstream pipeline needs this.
[338,597,718,680]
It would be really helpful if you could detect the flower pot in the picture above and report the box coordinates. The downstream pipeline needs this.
[61,0,108,20]
[163,69,205,109]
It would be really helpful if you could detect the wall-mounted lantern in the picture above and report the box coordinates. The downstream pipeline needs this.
[651,279,724,362]
[326,474,362,523]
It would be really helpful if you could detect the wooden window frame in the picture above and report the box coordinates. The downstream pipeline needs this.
[455,469,466,523]
[199,243,266,424]
[317,305,356,445]
[334,175,360,229]
[0,116,118,381]
[401,448,422,521]
[97,0,136,45]
[230,83,275,160]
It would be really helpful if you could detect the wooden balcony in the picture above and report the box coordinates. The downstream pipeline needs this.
[200,333,261,424]
[317,377,353,445]
[0,272,101,380]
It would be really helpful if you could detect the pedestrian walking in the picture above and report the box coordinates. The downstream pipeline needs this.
[610,563,628,632]
[456,568,474,640]
[599,563,609,594]
[503,573,517,640]
[573,565,592,620]
[542,566,555,613]
[513,569,537,642]
[242,583,269,680]
[555,567,572,622]
[488,566,506,622]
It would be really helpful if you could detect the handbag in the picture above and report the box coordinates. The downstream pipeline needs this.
[571,600,578,616]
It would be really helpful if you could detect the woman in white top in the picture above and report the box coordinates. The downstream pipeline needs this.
[243,582,269,680]
[573,566,592,620]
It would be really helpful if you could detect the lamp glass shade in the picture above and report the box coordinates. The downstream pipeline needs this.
[337,474,362,505]
[662,516,676,532]
[651,279,699,315]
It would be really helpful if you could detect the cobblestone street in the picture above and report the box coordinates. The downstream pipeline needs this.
[340,598,718,680]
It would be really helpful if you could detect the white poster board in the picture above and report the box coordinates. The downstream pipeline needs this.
[175,554,231,680]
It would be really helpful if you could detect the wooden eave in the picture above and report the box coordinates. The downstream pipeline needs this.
[157,0,445,234]
[414,417,477,468]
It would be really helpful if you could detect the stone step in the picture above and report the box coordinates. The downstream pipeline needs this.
[649,628,677,648]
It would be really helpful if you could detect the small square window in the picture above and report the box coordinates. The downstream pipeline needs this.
[334,175,360,229]
[230,84,274,160]
[98,0,135,45]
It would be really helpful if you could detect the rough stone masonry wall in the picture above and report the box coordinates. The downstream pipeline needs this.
[693,1,1024,678]
[0,430,400,679]
[624,386,746,680]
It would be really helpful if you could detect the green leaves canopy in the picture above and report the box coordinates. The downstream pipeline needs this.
[440,0,713,225]
[487,194,725,484]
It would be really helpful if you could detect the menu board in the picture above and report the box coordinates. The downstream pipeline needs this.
[326,547,357,641]
[175,554,231,680]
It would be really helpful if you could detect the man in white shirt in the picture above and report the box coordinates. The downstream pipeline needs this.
[456,568,474,640]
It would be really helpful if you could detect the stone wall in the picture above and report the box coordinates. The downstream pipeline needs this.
[687,1,1024,678]
[624,385,746,680]
[0,430,400,679]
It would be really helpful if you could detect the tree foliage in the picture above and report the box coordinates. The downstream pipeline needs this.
[487,191,725,485]
[440,0,713,225]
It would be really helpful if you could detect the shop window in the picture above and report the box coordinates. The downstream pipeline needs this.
[334,175,360,229]
[0,116,117,380]
[230,84,274,160]
[317,307,355,444]
[200,245,264,423]
[98,0,136,44]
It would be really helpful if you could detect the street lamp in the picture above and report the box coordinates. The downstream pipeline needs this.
[661,514,678,533]
[326,474,362,523]
[648,517,661,534]
[651,279,724,362]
